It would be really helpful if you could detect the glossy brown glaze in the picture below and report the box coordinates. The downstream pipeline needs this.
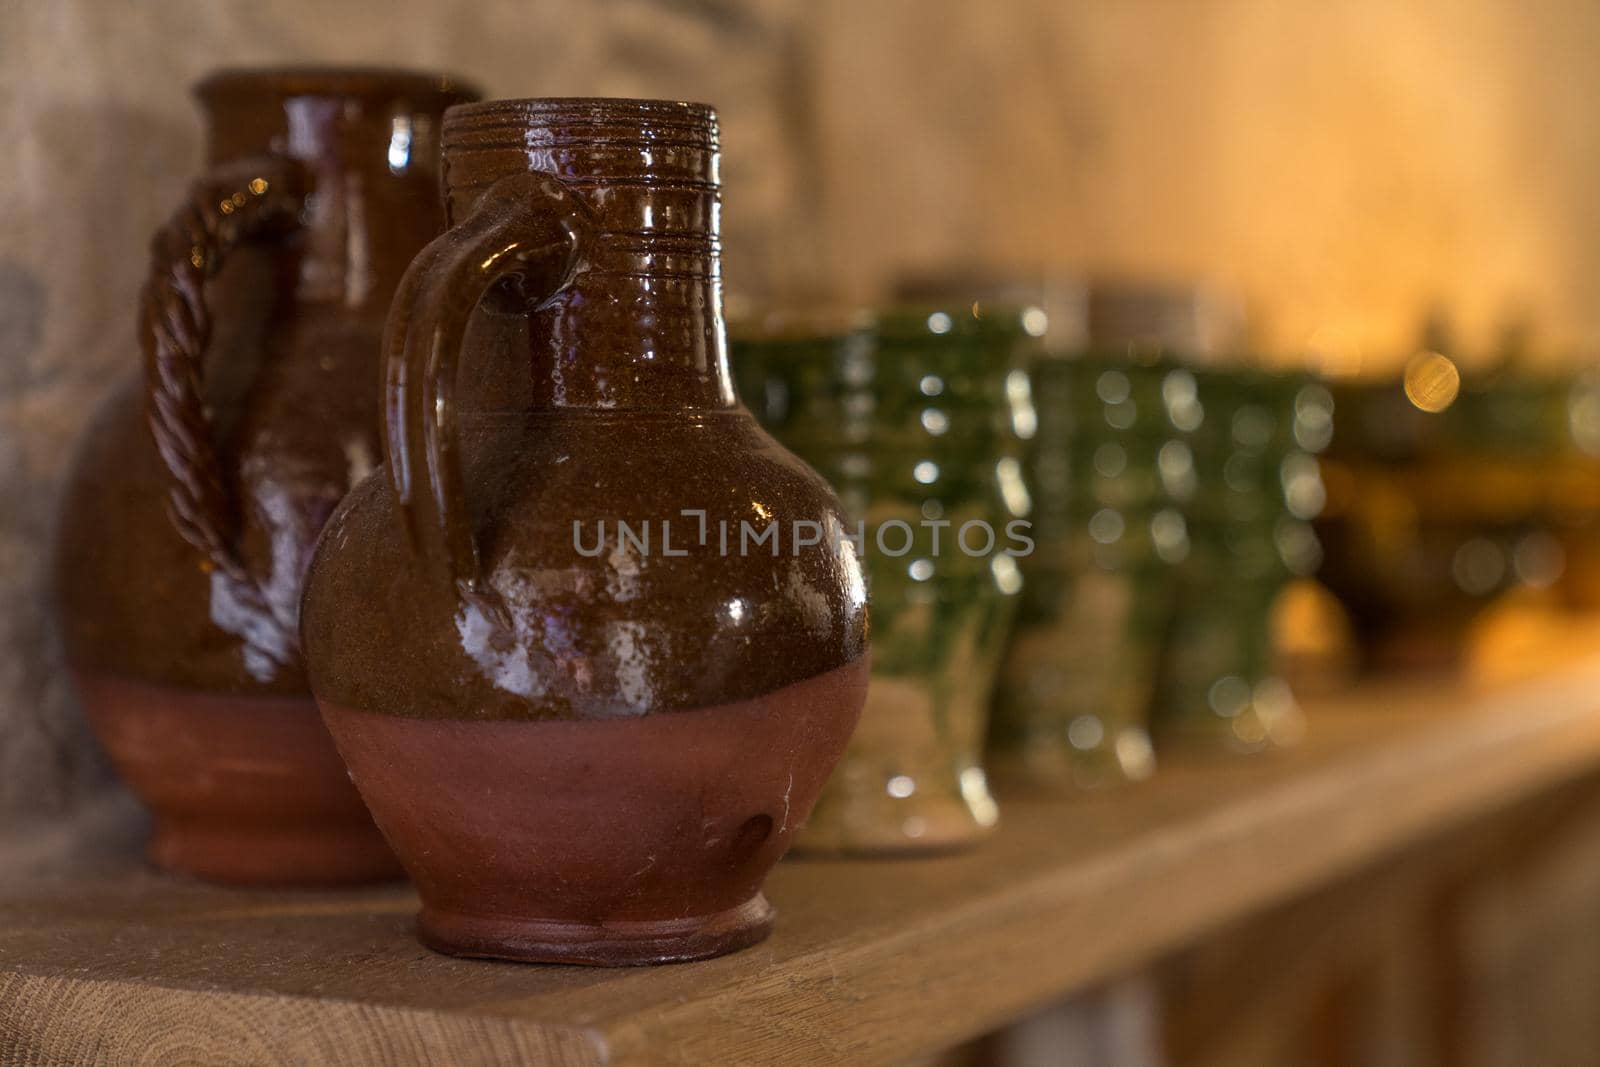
[301,98,869,964]
[56,68,478,884]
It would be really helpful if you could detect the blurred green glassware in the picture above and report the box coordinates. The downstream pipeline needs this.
[1152,368,1330,752]
[989,352,1192,789]
[733,304,1037,853]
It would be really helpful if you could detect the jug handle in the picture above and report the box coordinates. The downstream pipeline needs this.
[139,157,306,594]
[383,171,591,602]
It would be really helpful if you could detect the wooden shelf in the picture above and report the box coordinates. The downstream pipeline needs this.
[8,662,1600,1066]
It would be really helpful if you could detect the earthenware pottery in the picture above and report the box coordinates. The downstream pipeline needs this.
[56,68,476,885]
[1317,372,1600,667]
[300,99,869,965]
[989,353,1192,789]
[1083,281,1246,359]
[1551,371,1600,608]
[734,304,1034,852]
[892,274,1248,361]
[887,277,1252,787]
[1153,370,1327,751]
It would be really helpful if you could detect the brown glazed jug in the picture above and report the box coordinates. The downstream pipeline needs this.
[56,69,477,884]
[300,98,870,965]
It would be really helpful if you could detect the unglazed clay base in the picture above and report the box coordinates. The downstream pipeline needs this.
[75,674,401,886]
[320,657,867,966]
[419,894,776,967]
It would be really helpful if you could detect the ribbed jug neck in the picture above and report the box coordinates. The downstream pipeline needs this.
[441,98,734,412]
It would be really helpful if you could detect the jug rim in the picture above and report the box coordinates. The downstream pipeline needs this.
[196,66,480,104]
[443,96,717,132]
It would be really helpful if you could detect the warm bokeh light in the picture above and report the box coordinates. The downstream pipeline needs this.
[1403,351,1461,412]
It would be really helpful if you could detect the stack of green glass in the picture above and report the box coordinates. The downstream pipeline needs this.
[1153,369,1331,751]
[989,352,1194,789]
[733,304,1037,853]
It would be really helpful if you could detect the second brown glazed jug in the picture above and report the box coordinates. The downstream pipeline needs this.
[56,68,477,885]
[301,98,870,965]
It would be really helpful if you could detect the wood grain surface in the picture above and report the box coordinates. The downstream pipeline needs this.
[7,662,1600,1066]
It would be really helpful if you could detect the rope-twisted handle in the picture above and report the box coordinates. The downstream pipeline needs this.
[139,158,306,664]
